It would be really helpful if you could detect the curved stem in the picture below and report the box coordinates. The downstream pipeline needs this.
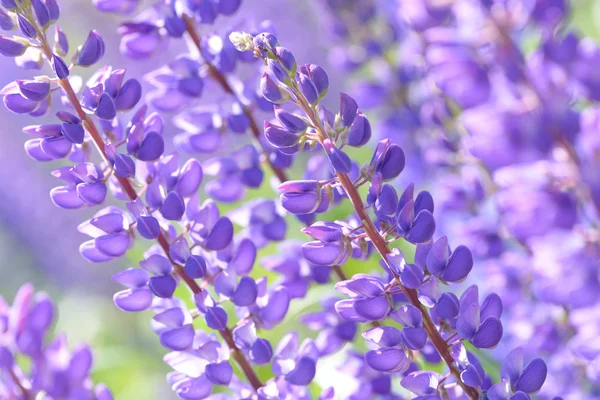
[182,14,288,184]
[180,14,355,285]
[30,19,262,392]
[294,91,479,399]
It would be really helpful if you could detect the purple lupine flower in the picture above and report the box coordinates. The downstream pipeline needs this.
[0,284,111,398]
[334,275,391,322]
[272,332,318,386]
[456,285,503,349]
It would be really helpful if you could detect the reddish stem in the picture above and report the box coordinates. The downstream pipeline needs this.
[32,19,263,391]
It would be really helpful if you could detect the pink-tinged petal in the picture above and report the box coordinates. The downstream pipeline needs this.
[113,287,153,312]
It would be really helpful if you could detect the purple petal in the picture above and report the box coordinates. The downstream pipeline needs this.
[353,296,390,321]
[339,93,358,127]
[184,255,206,279]
[435,292,460,320]
[401,327,427,350]
[501,347,523,388]
[114,78,142,111]
[406,210,436,244]
[230,239,256,275]
[112,268,149,288]
[77,181,107,205]
[285,356,316,386]
[50,186,84,209]
[205,361,233,385]
[250,338,273,365]
[470,316,503,349]
[232,276,258,307]
[149,275,177,298]
[80,240,113,262]
[205,306,228,330]
[461,364,484,388]
[160,324,194,351]
[301,241,348,266]
[95,233,129,257]
[160,191,185,220]
[95,92,116,120]
[260,286,290,324]
[480,293,503,321]
[426,236,449,277]
[457,285,480,339]
[113,287,153,312]
[401,371,439,395]
[362,326,402,347]
[137,215,160,239]
[176,159,203,197]
[442,245,473,282]
[204,217,233,250]
[41,136,72,159]
[334,299,368,322]
[515,358,547,394]
[136,131,164,161]
[365,348,408,373]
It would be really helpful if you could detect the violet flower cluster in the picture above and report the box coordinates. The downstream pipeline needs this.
[0,284,111,399]
[0,0,594,399]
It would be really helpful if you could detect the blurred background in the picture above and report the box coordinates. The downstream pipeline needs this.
[1,0,600,398]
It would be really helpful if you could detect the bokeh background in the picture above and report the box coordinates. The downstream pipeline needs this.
[1,0,600,398]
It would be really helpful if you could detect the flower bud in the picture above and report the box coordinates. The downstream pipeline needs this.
[323,139,351,174]
[260,72,289,104]
[339,93,358,127]
[297,70,318,104]
[52,54,69,79]
[32,0,51,27]
[274,106,307,133]
[0,35,28,57]
[275,46,296,75]
[264,121,299,148]
[17,15,36,39]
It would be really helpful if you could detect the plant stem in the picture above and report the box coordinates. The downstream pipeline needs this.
[292,87,479,399]
[31,19,263,392]
[180,14,354,284]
